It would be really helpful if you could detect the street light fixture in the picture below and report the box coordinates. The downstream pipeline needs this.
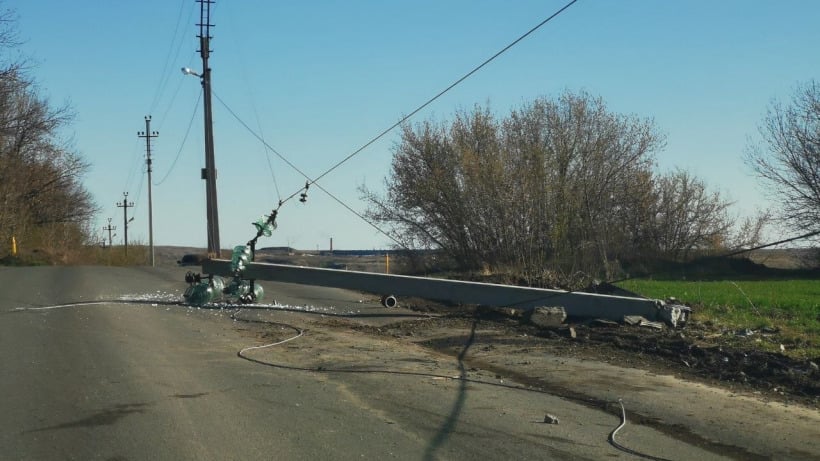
[181,67,201,78]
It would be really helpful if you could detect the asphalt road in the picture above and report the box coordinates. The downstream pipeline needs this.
[1,266,817,460]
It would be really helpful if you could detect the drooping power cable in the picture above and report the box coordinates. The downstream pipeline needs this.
[288,0,581,206]
[215,0,579,210]
[154,89,203,186]
[210,0,579,248]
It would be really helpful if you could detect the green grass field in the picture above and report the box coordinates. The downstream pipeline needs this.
[617,279,820,356]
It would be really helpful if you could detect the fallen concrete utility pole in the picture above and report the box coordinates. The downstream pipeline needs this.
[202,260,688,327]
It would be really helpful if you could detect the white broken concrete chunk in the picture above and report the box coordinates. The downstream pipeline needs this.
[526,306,567,328]
[623,315,645,326]
[657,302,691,329]
[624,315,664,329]
[640,319,664,329]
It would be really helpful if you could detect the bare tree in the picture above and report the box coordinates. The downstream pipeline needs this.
[364,91,749,280]
[649,170,733,259]
[363,92,667,277]
[0,6,97,259]
[746,81,820,234]
[498,93,665,278]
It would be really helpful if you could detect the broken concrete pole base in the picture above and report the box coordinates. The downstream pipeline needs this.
[524,306,567,328]
[657,301,691,329]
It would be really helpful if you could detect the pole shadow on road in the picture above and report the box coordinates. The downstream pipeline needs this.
[423,319,476,461]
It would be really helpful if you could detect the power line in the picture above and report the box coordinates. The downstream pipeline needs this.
[212,91,314,184]
[259,120,283,202]
[279,0,580,206]
[149,0,196,115]
[718,229,820,258]
[155,59,194,131]
[217,0,580,208]
[155,89,202,186]
[212,92,404,247]
[132,169,146,217]
[605,229,820,287]
[216,91,444,251]
[212,0,579,248]
[123,137,143,196]
[221,4,282,200]
[310,180,406,248]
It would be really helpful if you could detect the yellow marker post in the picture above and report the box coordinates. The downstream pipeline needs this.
[11,235,17,256]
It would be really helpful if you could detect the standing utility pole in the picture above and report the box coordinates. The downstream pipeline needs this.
[117,192,135,257]
[138,116,158,266]
[197,0,220,258]
[103,218,116,249]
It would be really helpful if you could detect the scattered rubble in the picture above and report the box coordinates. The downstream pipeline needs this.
[524,306,566,328]
[543,414,560,424]
[364,301,819,407]
[623,315,664,329]
[658,300,691,328]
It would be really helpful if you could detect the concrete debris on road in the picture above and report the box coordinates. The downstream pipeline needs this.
[623,315,664,329]
[658,302,690,329]
[622,315,644,326]
[639,319,664,329]
[525,306,567,328]
[543,414,560,424]
[589,318,619,327]
[517,300,690,330]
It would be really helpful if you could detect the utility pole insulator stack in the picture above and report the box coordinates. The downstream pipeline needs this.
[138,116,158,266]
[116,192,135,258]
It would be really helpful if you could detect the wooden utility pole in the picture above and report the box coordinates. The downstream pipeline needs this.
[117,193,134,257]
[138,116,158,266]
[103,218,116,249]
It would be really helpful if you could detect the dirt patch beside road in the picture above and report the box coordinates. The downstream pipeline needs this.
[346,304,820,409]
[237,301,820,460]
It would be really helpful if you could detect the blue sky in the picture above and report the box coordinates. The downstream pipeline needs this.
[13,0,820,250]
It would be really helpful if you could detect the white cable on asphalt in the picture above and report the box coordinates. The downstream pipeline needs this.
[13,299,684,459]
[11,299,184,312]
[231,308,684,461]
[609,399,675,461]
[13,301,114,311]
[233,308,304,357]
